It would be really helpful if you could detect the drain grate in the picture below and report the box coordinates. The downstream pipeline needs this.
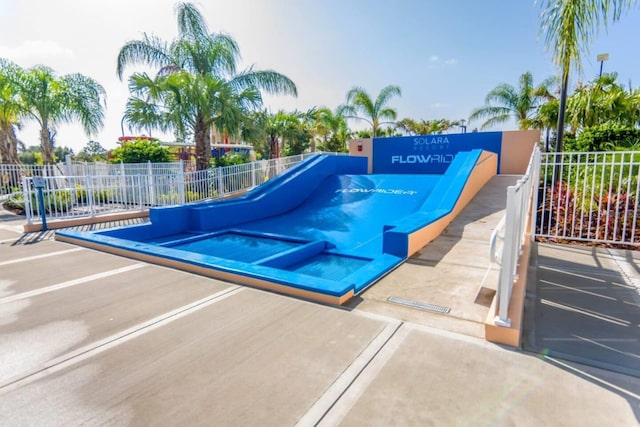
[387,296,451,314]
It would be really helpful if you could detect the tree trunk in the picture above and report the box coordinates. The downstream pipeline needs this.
[555,68,569,154]
[7,128,19,164]
[0,126,21,189]
[40,124,55,164]
[269,133,278,159]
[194,118,210,171]
[0,129,7,163]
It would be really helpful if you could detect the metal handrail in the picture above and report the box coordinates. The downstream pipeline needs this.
[493,146,541,327]
[489,215,506,264]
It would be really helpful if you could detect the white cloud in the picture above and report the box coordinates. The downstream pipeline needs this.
[0,40,75,66]
[428,55,457,67]
[428,103,450,109]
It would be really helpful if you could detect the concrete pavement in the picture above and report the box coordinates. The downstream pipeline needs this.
[1,204,639,425]
[525,242,640,377]
[349,175,518,338]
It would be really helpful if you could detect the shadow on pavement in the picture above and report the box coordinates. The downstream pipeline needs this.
[524,242,640,421]
[540,354,640,423]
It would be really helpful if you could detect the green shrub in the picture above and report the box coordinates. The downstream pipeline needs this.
[212,152,250,167]
[185,191,201,202]
[109,138,172,163]
[3,193,25,214]
[565,123,640,152]
[74,185,112,204]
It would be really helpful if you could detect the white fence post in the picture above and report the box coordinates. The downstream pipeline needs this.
[65,154,73,176]
[147,161,156,205]
[86,175,95,216]
[217,167,224,196]
[251,161,256,188]
[495,186,517,327]
[178,164,185,205]
[530,148,541,239]
[137,175,143,210]
[22,176,33,225]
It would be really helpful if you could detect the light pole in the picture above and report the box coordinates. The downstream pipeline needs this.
[459,119,467,134]
[597,53,609,78]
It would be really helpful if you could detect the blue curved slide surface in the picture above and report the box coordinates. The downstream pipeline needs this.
[57,151,486,302]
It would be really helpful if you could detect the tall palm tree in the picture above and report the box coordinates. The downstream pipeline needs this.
[15,65,105,164]
[538,0,637,152]
[469,72,555,130]
[313,107,351,152]
[124,70,263,153]
[117,2,297,170]
[0,59,23,165]
[341,85,401,137]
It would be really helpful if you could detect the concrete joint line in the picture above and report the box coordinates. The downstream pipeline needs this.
[0,263,147,304]
[0,286,243,393]
[607,249,640,291]
[0,224,23,233]
[538,265,608,282]
[0,247,84,267]
[296,321,406,427]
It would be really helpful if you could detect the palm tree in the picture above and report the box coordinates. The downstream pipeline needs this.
[396,118,460,135]
[15,65,105,164]
[567,73,634,131]
[469,72,555,130]
[117,2,297,170]
[341,85,401,137]
[538,0,637,152]
[532,98,560,151]
[0,59,23,165]
[313,107,351,152]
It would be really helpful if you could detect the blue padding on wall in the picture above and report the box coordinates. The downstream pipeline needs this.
[372,132,501,174]
[190,155,367,231]
[56,150,492,303]
[256,241,328,268]
[382,150,484,258]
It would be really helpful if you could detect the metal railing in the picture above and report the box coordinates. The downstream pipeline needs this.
[536,151,640,246]
[490,146,541,327]
[1,160,189,200]
[16,154,310,224]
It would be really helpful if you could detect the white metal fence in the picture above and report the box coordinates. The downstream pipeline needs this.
[12,154,309,225]
[1,160,187,200]
[536,151,640,246]
[490,146,541,327]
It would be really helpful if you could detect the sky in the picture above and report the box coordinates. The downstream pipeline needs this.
[2,0,640,153]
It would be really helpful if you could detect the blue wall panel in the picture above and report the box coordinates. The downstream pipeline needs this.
[372,132,502,174]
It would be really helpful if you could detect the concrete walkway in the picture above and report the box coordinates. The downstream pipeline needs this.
[525,242,640,378]
[1,204,639,425]
[349,175,519,338]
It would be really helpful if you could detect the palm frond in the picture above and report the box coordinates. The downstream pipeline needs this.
[374,85,402,112]
[485,83,517,105]
[468,105,512,128]
[60,73,106,134]
[377,107,398,122]
[230,69,297,96]
[175,2,209,40]
[116,35,171,80]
